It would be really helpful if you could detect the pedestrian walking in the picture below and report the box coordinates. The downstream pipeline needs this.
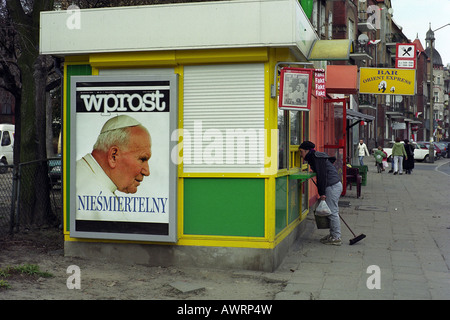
[391,137,408,175]
[403,139,415,174]
[299,141,342,246]
[356,139,370,166]
[373,146,387,173]
[381,148,388,171]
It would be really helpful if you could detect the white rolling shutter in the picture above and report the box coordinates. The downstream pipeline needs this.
[183,63,265,173]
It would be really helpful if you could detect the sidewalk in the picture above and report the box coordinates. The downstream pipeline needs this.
[274,157,450,300]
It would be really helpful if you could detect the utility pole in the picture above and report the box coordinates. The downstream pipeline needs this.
[426,23,450,163]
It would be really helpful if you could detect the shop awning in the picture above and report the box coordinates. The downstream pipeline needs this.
[326,65,358,94]
[308,39,353,61]
[346,109,375,122]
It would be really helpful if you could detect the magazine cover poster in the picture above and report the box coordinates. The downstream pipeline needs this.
[69,75,178,242]
[278,68,312,111]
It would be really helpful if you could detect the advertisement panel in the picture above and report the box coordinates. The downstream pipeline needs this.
[69,75,178,242]
[359,68,415,96]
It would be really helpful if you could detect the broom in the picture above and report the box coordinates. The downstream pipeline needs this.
[310,177,366,245]
[339,214,366,245]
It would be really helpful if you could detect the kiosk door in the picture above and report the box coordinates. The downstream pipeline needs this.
[323,98,348,195]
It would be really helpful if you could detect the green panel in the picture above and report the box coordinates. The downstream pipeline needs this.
[275,176,287,235]
[288,179,300,224]
[65,64,92,231]
[300,0,313,19]
[184,178,265,237]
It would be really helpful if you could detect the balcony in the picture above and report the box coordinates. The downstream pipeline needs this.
[358,19,376,32]
[350,41,373,61]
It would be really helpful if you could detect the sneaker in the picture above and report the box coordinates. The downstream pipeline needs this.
[320,235,342,246]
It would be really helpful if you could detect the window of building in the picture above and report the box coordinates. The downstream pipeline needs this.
[320,2,326,37]
[348,18,355,41]
[328,11,333,39]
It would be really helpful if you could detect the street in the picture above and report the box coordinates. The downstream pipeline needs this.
[436,159,450,176]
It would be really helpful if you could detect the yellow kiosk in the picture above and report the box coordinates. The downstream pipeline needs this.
[40,0,329,271]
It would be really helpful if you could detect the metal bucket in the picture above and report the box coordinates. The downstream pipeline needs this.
[314,213,330,229]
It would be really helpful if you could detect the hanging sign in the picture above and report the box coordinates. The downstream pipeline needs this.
[314,69,326,97]
[395,43,417,69]
[359,67,416,96]
[279,68,313,111]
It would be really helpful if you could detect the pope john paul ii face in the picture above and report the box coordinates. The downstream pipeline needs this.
[111,126,152,194]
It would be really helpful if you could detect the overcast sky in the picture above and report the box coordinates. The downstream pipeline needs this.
[391,0,450,67]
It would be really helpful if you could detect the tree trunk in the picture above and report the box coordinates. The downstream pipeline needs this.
[6,0,56,227]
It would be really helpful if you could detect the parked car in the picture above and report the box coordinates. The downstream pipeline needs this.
[48,154,61,187]
[0,123,14,173]
[434,142,448,158]
[417,141,443,159]
[374,141,436,162]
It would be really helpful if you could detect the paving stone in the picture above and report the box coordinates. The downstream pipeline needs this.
[169,281,205,294]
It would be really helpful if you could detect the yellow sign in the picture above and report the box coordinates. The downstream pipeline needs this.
[359,68,415,95]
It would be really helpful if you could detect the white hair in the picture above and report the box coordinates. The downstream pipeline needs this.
[93,125,149,152]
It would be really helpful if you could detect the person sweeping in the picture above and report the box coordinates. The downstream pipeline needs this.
[299,141,342,246]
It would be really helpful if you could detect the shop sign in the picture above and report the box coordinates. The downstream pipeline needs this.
[69,75,178,242]
[395,43,416,69]
[392,122,406,130]
[359,67,416,96]
[279,68,313,111]
[314,69,326,97]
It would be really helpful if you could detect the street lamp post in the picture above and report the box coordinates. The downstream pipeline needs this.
[426,23,450,163]
[426,25,435,163]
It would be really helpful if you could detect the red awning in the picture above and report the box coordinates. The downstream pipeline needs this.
[326,65,358,95]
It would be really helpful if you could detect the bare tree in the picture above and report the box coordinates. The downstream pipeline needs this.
[2,0,55,227]
[0,0,225,228]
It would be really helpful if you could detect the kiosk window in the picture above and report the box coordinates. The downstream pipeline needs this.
[278,109,288,170]
[278,110,309,170]
[290,111,300,146]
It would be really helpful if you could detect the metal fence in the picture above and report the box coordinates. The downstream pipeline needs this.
[0,158,62,236]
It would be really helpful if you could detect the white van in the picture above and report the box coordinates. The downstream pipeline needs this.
[0,124,14,167]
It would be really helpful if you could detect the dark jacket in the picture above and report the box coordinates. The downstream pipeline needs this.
[304,150,341,196]
[403,143,415,170]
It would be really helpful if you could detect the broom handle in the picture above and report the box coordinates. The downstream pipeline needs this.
[339,214,356,237]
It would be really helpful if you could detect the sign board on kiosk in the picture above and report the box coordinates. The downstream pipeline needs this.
[359,67,416,96]
[278,68,313,111]
[69,75,178,242]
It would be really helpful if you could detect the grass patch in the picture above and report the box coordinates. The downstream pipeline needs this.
[0,264,53,290]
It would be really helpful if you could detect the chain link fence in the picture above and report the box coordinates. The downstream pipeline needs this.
[0,158,62,237]
[0,164,14,236]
